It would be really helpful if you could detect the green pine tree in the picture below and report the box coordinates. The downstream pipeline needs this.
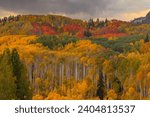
[0,49,16,100]
[11,49,32,100]
[96,71,105,100]
[144,33,149,43]
[105,18,108,26]
[87,19,95,29]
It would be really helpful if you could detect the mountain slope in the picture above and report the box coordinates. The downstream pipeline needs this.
[0,15,85,36]
[132,11,150,24]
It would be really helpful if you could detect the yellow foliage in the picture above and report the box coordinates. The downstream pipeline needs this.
[77,80,88,95]
[32,94,44,100]
[122,87,140,100]
[0,35,50,64]
[105,89,117,100]
[46,92,62,100]
[35,77,42,85]
[43,78,97,100]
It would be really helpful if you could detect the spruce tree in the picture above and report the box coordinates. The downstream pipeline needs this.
[105,18,108,26]
[87,19,95,29]
[144,33,149,43]
[96,71,105,100]
[96,18,100,28]
[11,49,32,99]
[0,49,16,99]
[84,30,92,37]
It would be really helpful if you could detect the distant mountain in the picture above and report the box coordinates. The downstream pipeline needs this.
[132,11,150,24]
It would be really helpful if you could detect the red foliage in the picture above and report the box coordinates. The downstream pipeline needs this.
[32,22,57,35]
[41,23,57,35]
[63,24,85,34]
[32,23,41,35]
[99,20,126,34]
[100,26,119,34]
[76,30,85,38]
[92,20,128,38]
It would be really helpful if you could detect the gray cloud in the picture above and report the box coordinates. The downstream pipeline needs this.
[0,0,150,20]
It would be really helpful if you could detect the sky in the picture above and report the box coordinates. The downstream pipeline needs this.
[0,0,150,21]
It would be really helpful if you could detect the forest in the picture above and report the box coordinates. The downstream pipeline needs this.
[0,15,150,100]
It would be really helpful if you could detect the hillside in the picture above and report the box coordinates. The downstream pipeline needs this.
[0,13,150,100]
[132,11,150,24]
[0,15,85,37]
[0,14,150,39]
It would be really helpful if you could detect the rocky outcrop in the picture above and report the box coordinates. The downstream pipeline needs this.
[132,11,150,24]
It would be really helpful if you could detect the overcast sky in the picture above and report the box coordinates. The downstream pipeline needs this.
[0,0,150,21]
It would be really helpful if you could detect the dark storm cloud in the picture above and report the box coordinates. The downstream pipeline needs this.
[0,0,110,14]
[0,0,150,19]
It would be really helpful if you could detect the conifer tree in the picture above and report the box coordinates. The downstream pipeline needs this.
[144,33,149,43]
[87,19,95,29]
[96,71,105,100]
[11,49,32,100]
[95,18,100,28]
[105,18,108,26]
[0,49,16,99]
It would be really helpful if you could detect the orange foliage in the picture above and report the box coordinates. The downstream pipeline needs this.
[32,22,57,35]
[63,24,85,37]
[32,23,41,35]
[76,30,85,38]
[0,35,51,65]
[140,42,150,53]
[32,94,44,100]
[93,20,127,38]
[41,23,57,35]
[122,87,140,100]
[105,89,117,100]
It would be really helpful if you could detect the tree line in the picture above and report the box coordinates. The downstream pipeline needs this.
[0,48,32,100]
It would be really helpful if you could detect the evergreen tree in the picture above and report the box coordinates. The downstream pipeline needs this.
[99,21,105,28]
[95,18,100,28]
[11,49,32,100]
[96,71,105,100]
[84,30,92,37]
[105,18,108,26]
[19,62,32,99]
[144,33,149,43]
[0,49,16,99]
[87,19,95,29]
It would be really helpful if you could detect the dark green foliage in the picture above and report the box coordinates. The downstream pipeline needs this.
[11,49,21,79]
[84,30,92,37]
[105,18,108,26]
[144,33,149,43]
[90,35,144,53]
[11,49,32,100]
[98,21,105,28]
[18,63,33,99]
[11,49,21,98]
[95,18,100,28]
[100,21,105,27]
[97,71,105,100]
[0,49,32,100]
[87,19,95,29]
[87,18,107,28]
[33,35,78,49]
[0,49,16,100]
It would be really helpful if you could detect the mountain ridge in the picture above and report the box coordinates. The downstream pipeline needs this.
[132,11,150,24]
